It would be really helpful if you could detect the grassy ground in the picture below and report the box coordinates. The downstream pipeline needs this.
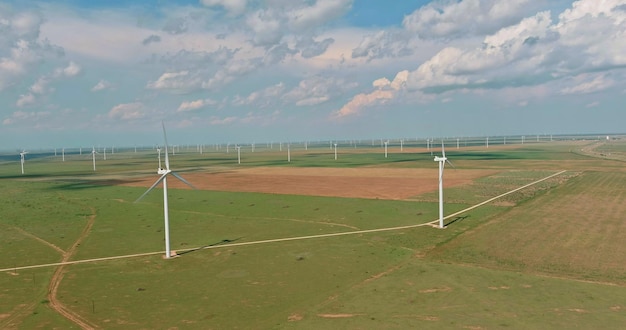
[2,139,626,328]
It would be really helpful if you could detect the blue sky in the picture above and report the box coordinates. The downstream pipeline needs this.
[1,0,625,149]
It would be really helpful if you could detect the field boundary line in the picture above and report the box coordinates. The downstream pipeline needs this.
[0,170,567,273]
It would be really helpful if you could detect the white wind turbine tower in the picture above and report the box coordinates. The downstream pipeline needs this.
[62,148,65,162]
[334,143,338,160]
[434,141,454,229]
[236,145,241,164]
[136,122,196,259]
[91,147,98,171]
[384,140,389,158]
[20,150,28,174]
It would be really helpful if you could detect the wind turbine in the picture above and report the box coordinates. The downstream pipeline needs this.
[91,147,98,171]
[20,150,28,174]
[135,122,196,259]
[384,140,389,158]
[434,141,454,229]
[334,143,338,160]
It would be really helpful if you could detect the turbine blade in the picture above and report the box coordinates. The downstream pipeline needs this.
[134,173,167,203]
[171,172,197,190]
[446,159,455,169]
[162,122,171,170]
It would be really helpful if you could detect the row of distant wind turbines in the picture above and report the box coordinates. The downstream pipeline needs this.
[20,146,103,174]
[18,133,554,174]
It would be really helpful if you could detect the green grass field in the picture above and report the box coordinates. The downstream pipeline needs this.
[1,138,626,328]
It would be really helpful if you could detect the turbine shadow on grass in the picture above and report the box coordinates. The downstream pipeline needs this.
[445,215,470,227]
[46,178,146,190]
[177,237,244,256]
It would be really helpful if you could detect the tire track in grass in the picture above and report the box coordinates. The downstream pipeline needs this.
[0,223,67,328]
[10,226,66,255]
[46,206,99,330]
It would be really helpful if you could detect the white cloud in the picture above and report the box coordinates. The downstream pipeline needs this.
[108,102,145,120]
[295,96,329,106]
[351,30,414,60]
[209,116,238,125]
[586,101,600,108]
[2,110,51,125]
[283,76,357,107]
[202,58,259,89]
[331,70,407,118]
[57,61,81,77]
[288,0,353,31]
[147,71,201,92]
[30,77,50,94]
[297,36,334,58]
[340,0,626,108]
[0,10,64,91]
[15,61,82,106]
[91,79,113,91]
[233,82,285,108]
[9,11,43,39]
[561,74,615,94]
[246,9,284,46]
[402,0,546,39]
[177,98,217,112]
[16,93,36,107]
[200,0,248,16]
[332,90,394,118]
[336,1,626,120]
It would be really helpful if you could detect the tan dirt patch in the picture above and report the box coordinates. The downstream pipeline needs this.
[317,314,361,318]
[120,167,497,200]
[419,286,453,293]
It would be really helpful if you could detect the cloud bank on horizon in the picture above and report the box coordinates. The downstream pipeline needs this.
[1,0,625,146]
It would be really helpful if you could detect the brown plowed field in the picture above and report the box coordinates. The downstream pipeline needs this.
[120,167,498,200]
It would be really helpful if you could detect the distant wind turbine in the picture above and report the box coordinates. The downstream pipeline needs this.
[384,140,389,158]
[135,122,196,259]
[91,147,98,171]
[20,150,28,174]
[434,141,454,229]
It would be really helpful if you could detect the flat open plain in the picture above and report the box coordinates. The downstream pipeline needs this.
[1,140,626,329]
